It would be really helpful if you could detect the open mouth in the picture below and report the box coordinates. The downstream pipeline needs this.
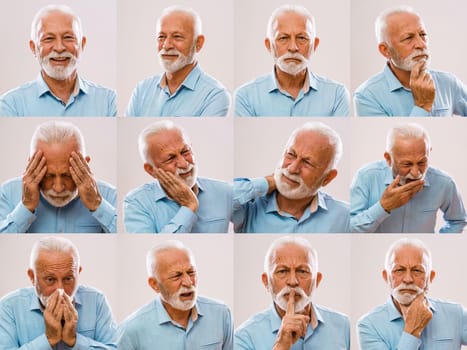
[179,291,194,299]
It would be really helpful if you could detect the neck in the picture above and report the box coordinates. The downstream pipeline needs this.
[165,61,197,94]
[387,61,411,88]
[275,66,307,99]
[276,193,314,220]
[42,70,78,104]
[161,299,192,329]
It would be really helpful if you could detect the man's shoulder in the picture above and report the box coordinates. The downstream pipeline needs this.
[0,79,39,99]
[356,160,388,175]
[195,67,228,90]
[79,77,115,96]
[124,182,159,201]
[197,295,230,312]
[134,74,163,90]
[235,307,271,334]
[355,69,387,94]
[97,179,117,192]
[357,301,390,325]
[198,177,231,190]
[315,304,349,323]
[0,287,34,306]
[1,177,23,189]
[320,191,349,211]
[429,297,465,312]
[312,73,347,90]
[426,166,456,184]
[120,299,158,328]
[76,284,107,299]
[236,73,273,93]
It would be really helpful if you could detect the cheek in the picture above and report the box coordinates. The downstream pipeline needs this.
[40,178,53,190]
[64,178,77,191]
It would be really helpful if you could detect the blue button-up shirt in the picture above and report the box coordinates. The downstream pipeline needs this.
[125,64,230,116]
[350,160,466,233]
[0,177,117,233]
[235,303,350,350]
[354,64,467,116]
[123,177,232,233]
[0,285,117,349]
[0,74,117,116]
[234,69,350,116]
[117,295,233,350]
[358,297,467,350]
[232,177,350,233]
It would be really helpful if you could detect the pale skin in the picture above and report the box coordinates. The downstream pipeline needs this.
[378,12,435,112]
[380,136,428,212]
[22,139,102,212]
[29,10,86,104]
[143,129,199,212]
[266,130,337,219]
[262,243,322,349]
[265,11,319,99]
[27,250,81,347]
[157,11,204,94]
[382,245,435,338]
[147,248,197,329]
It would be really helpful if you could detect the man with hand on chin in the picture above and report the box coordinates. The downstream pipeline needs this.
[0,5,116,116]
[117,240,233,349]
[350,123,466,233]
[0,236,117,349]
[0,121,116,233]
[358,238,467,349]
[233,122,349,233]
[354,6,467,116]
[123,120,231,233]
[235,236,350,349]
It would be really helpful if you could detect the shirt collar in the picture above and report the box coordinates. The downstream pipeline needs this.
[35,73,86,98]
[383,63,409,92]
[155,295,201,326]
[268,68,316,94]
[267,191,327,216]
[159,64,201,92]
[387,296,436,322]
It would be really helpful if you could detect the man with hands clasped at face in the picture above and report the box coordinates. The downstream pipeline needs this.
[123,120,231,233]
[235,236,350,349]
[0,236,117,349]
[0,120,117,233]
[358,238,467,349]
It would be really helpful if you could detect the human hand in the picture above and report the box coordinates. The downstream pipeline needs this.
[152,167,199,212]
[273,290,310,350]
[22,150,47,212]
[401,293,432,338]
[69,151,102,211]
[61,292,78,347]
[43,290,64,347]
[265,174,276,195]
[380,175,424,212]
[410,60,435,112]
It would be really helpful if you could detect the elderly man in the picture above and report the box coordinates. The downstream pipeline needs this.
[235,236,350,349]
[123,120,231,233]
[233,122,349,233]
[350,123,466,232]
[234,4,349,116]
[126,5,230,116]
[117,240,233,349]
[358,238,467,349]
[0,121,117,233]
[0,236,117,348]
[354,6,467,116]
[0,5,116,116]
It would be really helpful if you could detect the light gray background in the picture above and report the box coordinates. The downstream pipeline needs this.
[0,0,117,103]
[117,0,235,116]
[351,0,467,101]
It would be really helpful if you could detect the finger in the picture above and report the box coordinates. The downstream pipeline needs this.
[71,151,91,173]
[31,160,48,185]
[411,60,424,79]
[389,175,401,188]
[286,289,296,316]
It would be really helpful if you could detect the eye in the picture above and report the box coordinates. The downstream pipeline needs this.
[277,35,289,43]
[296,35,309,44]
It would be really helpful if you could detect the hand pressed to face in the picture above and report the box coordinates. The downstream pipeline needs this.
[22,150,47,212]
[69,151,102,211]
[410,61,435,112]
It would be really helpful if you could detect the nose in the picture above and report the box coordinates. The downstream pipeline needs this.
[287,159,301,174]
[286,270,299,287]
[402,270,414,284]
[53,37,66,52]
[409,165,421,178]
[287,37,299,52]
[176,155,189,169]
[181,273,193,287]
[52,177,65,193]
[414,34,427,50]
[161,37,174,50]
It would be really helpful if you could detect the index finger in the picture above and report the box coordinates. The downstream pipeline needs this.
[411,60,424,79]
[286,289,296,315]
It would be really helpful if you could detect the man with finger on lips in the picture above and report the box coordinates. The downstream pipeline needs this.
[232,121,349,233]
[235,236,350,349]
[117,240,233,349]
[0,120,117,233]
[0,236,117,348]
[123,120,231,233]
[350,123,466,233]
[358,238,467,349]
[354,6,467,116]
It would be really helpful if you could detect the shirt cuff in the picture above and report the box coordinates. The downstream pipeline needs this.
[398,331,422,350]
[92,198,116,233]
[171,206,197,232]
[251,177,269,196]
[11,202,36,232]
[368,201,391,224]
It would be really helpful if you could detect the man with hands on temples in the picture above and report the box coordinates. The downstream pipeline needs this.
[0,120,117,233]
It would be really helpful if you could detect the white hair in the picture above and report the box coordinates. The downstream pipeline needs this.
[157,5,203,38]
[30,120,85,157]
[267,4,315,41]
[29,236,80,272]
[384,238,432,275]
[375,5,420,44]
[138,120,190,165]
[385,122,431,155]
[30,4,83,45]
[146,240,196,279]
[285,122,343,170]
[264,236,318,277]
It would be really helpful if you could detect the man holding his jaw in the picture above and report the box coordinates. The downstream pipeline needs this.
[235,236,350,349]
[0,236,117,348]
[350,122,466,233]
[358,238,467,349]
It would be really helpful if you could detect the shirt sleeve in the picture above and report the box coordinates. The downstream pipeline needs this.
[234,88,255,116]
[332,84,351,116]
[234,329,255,350]
[222,307,234,350]
[439,178,467,233]
[92,198,116,234]
[108,90,117,117]
[199,89,231,116]
[0,94,19,116]
[0,184,35,233]
[125,85,140,117]
[232,177,268,232]
[454,76,467,116]
[354,90,391,116]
